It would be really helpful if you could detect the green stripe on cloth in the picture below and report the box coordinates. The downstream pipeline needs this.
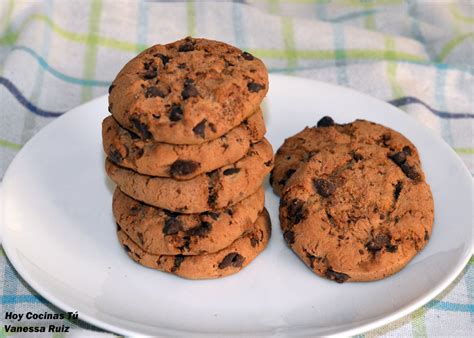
[249,48,425,62]
[363,2,376,30]
[455,148,474,154]
[186,0,196,36]
[437,33,474,62]
[385,36,404,98]
[0,13,147,52]
[1,0,15,33]
[0,139,22,150]
[81,0,103,102]
[450,3,474,24]
[282,16,297,71]
[411,306,428,337]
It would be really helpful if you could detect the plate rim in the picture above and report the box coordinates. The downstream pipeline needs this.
[2,74,472,336]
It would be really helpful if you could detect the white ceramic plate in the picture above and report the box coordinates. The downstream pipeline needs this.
[2,74,472,336]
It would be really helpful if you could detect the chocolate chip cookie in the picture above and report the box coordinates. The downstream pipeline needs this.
[117,208,271,279]
[271,116,425,196]
[279,121,434,282]
[113,187,264,255]
[102,109,266,179]
[108,37,268,145]
[106,139,274,213]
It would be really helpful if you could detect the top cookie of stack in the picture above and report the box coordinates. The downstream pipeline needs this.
[108,37,268,145]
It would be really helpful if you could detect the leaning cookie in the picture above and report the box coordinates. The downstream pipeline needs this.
[102,109,266,179]
[109,37,268,144]
[113,187,264,255]
[270,116,423,196]
[279,141,434,283]
[106,139,274,213]
[117,209,272,279]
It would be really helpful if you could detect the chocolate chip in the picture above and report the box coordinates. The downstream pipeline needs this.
[208,122,217,133]
[193,119,207,138]
[177,63,186,69]
[366,233,391,252]
[325,268,350,283]
[269,172,274,186]
[171,255,185,272]
[143,68,158,79]
[424,230,430,241]
[351,151,363,161]
[305,251,316,268]
[154,53,170,66]
[218,253,245,269]
[108,84,115,94]
[286,199,305,224]
[386,244,398,252]
[317,116,334,127]
[163,217,183,235]
[178,40,194,52]
[127,129,140,139]
[394,181,403,201]
[207,169,219,208]
[242,51,254,60]
[313,178,335,197]
[223,168,240,176]
[186,221,212,237]
[283,230,295,245]
[145,86,165,98]
[130,117,152,140]
[225,208,233,216]
[129,204,142,216]
[169,104,184,122]
[250,236,259,247]
[137,232,144,245]
[204,211,219,220]
[264,160,273,167]
[170,160,200,177]
[278,168,296,186]
[247,82,264,92]
[389,152,406,165]
[109,147,123,164]
[401,163,420,180]
[403,146,412,155]
[123,244,131,253]
[380,134,391,147]
[182,78,199,99]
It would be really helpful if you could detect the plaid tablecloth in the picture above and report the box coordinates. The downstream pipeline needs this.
[0,0,472,336]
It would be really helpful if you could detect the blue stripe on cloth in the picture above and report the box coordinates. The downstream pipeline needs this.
[333,25,348,85]
[3,256,19,312]
[11,45,110,87]
[0,77,65,117]
[232,1,245,49]
[315,2,326,20]
[435,65,454,144]
[328,9,378,23]
[387,96,474,119]
[0,295,47,304]
[137,0,148,46]
[426,300,474,313]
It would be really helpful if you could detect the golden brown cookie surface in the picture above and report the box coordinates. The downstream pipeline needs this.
[278,119,434,282]
[102,109,266,179]
[106,139,274,213]
[113,187,264,255]
[108,37,268,145]
[117,209,272,280]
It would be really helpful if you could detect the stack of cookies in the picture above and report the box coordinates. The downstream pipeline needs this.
[272,116,434,283]
[102,37,273,279]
